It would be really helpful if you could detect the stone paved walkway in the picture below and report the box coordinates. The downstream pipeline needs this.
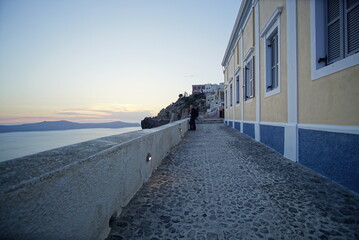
[106,124,359,240]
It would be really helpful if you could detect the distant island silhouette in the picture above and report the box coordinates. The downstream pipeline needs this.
[0,120,140,133]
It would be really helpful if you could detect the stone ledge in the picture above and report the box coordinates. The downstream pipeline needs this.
[0,119,188,240]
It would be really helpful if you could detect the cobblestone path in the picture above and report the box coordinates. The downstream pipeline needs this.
[106,124,359,240]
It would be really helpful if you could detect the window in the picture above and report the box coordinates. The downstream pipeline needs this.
[311,0,359,79]
[261,7,281,97]
[326,0,359,64]
[267,29,279,91]
[230,83,233,107]
[225,89,228,108]
[236,45,240,64]
[236,75,240,104]
[244,57,255,100]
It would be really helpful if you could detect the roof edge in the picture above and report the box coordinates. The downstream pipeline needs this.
[221,0,252,67]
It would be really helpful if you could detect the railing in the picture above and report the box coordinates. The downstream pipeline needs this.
[0,119,188,240]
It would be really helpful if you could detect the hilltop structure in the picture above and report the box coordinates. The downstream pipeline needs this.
[222,0,359,193]
[141,93,207,129]
[192,84,205,95]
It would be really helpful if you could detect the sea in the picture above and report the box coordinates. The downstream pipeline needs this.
[0,127,141,163]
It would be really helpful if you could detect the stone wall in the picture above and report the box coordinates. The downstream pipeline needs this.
[0,119,188,240]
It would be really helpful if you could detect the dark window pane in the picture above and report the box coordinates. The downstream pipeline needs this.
[347,5,359,53]
[328,0,340,23]
[347,0,358,9]
[328,20,341,62]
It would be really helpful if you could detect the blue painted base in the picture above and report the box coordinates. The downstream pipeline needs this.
[299,129,359,194]
[228,121,233,128]
[243,123,255,139]
[260,125,284,154]
[234,122,241,131]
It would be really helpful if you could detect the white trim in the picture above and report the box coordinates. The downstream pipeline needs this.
[284,123,297,162]
[263,13,281,98]
[240,30,244,133]
[260,121,287,127]
[243,47,254,62]
[243,120,256,124]
[310,0,359,80]
[234,66,241,75]
[312,53,359,80]
[286,0,298,125]
[286,0,298,162]
[242,5,253,34]
[298,124,359,135]
[254,1,260,141]
[245,98,253,103]
[265,87,280,98]
[233,50,236,123]
[260,7,283,37]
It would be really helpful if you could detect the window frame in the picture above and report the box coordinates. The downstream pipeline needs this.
[261,7,281,98]
[244,56,255,102]
[310,0,359,80]
[225,87,228,109]
[230,81,233,108]
[235,74,240,105]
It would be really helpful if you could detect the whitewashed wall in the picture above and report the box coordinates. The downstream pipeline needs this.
[0,119,188,240]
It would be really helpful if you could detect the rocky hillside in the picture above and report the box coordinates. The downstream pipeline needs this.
[141,93,206,129]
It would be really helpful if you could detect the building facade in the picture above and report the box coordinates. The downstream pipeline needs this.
[222,0,359,193]
[192,85,205,95]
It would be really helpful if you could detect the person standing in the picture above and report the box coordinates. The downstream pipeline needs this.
[189,105,198,130]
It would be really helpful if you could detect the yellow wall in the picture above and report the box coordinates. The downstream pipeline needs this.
[228,55,234,80]
[235,105,241,120]
[259,0,285,31]
[242,9,256,122]
[297,0,359,126]
[244,99,256,121]
[227,107,233,120]
[224,70,228,85]
[235,41,241,69]
[259,0,287,123]
[243,11,254,57]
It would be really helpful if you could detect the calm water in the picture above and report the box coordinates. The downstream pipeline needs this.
[0,127,141,162]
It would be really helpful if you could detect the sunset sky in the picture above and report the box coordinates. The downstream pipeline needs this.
[0,0,241,124]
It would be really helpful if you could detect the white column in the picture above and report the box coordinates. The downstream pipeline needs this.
[285,0,298,162]
[240,31,244,133]
[254,1,261,141]
[233,50,236,128]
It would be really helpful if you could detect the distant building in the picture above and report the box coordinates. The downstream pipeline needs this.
[192,85,205,95]
[222,0,359,193]
[197,83,225,116]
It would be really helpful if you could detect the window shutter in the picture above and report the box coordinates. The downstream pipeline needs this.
[243,66,247,100]
[230,84,233,106]
[251,57,255,98]
[267,42,273,91]
[346,1,359,55]
[246,65,251,98]
[236,76,240,104]
[225,90,228,108]
[327,0,343,64]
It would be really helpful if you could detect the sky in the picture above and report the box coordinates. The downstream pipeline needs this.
[0,0,241,124]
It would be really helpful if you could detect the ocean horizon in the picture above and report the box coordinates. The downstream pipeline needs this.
[0,127,141,162]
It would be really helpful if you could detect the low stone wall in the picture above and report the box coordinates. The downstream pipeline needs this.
[0,119,188,240]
